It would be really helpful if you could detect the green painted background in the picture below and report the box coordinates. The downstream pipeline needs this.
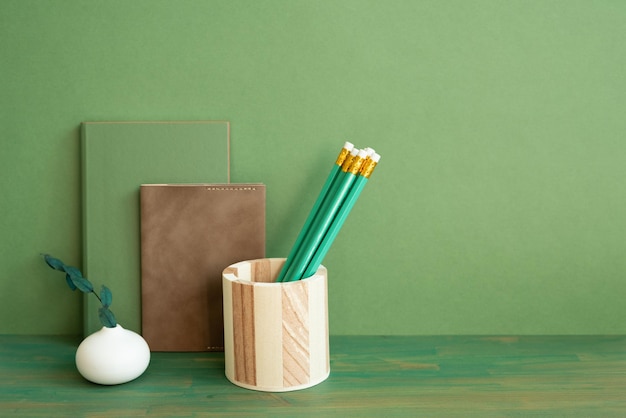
[1,0,625,335]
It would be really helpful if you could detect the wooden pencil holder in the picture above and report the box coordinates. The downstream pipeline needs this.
[222,258,330,392]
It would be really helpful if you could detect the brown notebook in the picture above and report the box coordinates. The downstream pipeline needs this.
[140,184,266,352]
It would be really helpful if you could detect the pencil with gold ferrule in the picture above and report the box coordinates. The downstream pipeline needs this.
[275,142,354,282]
[281,148,369,282]
[303,152,380,278]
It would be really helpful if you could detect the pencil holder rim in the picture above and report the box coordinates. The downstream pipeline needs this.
[222,257,327,286]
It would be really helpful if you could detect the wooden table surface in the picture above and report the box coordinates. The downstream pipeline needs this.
[1,335,625,417]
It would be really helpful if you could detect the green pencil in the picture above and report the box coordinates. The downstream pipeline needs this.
[303,152,380,278]
[282,149,369,282]
[276,142,354,282]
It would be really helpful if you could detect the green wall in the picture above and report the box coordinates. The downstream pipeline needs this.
[2,0,625,335]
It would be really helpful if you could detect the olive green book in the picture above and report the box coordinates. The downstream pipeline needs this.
[81,121,230,337]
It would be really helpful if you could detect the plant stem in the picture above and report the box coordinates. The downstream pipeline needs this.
[91,290,102,304]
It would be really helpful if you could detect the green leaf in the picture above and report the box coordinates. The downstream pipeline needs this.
[64,274,78,291]
[43,254,66,272]
[63,264,83,278]
[100,285,112,308]
[43,253,116,328]
[64,266,94,293]
[98,306,117,328]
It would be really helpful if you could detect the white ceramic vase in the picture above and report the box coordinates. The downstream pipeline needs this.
[75,324,150,385]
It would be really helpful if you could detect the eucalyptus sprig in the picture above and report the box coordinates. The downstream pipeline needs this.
[42,254,117,328]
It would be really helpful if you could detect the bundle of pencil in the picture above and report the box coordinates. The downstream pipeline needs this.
[277,142,381,282]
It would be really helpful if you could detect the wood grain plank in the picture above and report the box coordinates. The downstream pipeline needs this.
[222,277,234,378]
[308,273,329,379]
[253,258,272,283]
[231,281,256,386]
[281,282,310,387]
[253,283,283,389]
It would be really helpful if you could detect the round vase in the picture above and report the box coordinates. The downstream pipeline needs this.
[75,324,150,385]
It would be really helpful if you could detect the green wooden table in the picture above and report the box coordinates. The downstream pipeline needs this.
[1,335,625,416]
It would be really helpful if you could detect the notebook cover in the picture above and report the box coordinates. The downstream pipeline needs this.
[140,184,266,352]
[81,121,230,337]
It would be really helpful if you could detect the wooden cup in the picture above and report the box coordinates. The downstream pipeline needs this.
[222,258,330,392]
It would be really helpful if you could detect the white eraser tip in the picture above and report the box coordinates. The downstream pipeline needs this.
[371,152,381,163]
[350,147,359,156]
[343,141,354,150]
[357,149,368,158]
